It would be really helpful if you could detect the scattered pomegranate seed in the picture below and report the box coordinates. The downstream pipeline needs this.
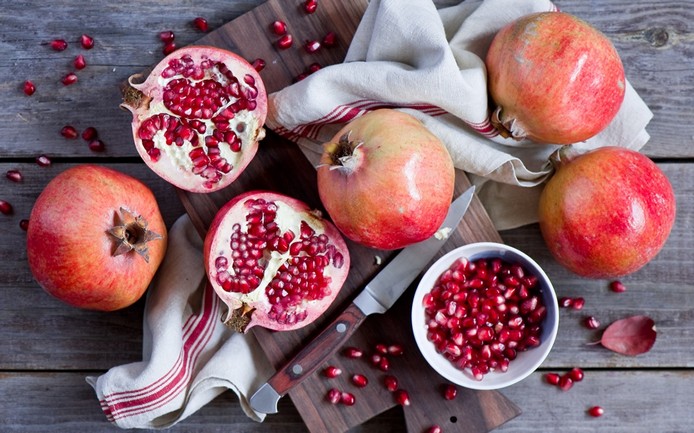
[6,170,23,183]
[588,405,604,417]
[0,200,13,215]
[544,372,561,385]
[351,374,368,388]
[60,125,79,139]
[308,62,322,73]
[375,344,388,355]
[387,344,404,356]
[378,356,390,372]
[384,375,398,392]
[342,347,363,358]
[251,58,266,72]
[425,426,442,433]
[50,39,68,51]
[370,353,382,366]
[558,297,573,308]
[23,80,36,96]
[277,34,293,49]
[163,41,177,55]
[323,366,342,378]
[193,17,209,32]
[74,54,86,70]
[88,139,106,152]
[20,219,29,231]
[340,392,356,406]
[571,297,585,310]
[322,31,337,47]
[610,280,626,293]
[271,20,287,36]
[80,34,94,49]
[304,0,318,14]
[394,389,410,406]
[326,388,341,404]
[569,367,584,382]
[81,127,98,141]
[442,383,457,400]
[61,72,78,86]
[294,72,308,82]
[584,316,601,329]
[558,374,574,391]
[159,30,175,43]
[304,40,321,53]
[36,155,52,167]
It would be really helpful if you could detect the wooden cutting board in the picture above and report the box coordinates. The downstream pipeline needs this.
[176,0,522,431]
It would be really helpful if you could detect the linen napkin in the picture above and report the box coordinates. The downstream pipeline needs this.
[267,0,653,230]
[86,214,274,429]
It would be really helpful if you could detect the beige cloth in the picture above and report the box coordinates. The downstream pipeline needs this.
[267,0,653,230]
[87,215,273,429]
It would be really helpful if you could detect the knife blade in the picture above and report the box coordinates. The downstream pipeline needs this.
[249,186,476,414]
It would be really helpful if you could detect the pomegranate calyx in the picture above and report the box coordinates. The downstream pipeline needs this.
[120,74,152,113]
[108,207,163,263]
[491,106,527,141]
[548,145,583,172]
[223,302,255,333]
[322,131,363,172]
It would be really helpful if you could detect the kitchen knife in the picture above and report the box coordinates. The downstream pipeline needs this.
[249,186,475,414]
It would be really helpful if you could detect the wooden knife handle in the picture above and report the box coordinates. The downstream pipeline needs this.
[267,303,367,397]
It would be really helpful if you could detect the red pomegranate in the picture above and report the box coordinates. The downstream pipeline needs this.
[538,146,676,278]
[486,12,625,144]
[203,190,350,332]
[316,109,455,250]
[122,46,267,193]
[27,165,167,311]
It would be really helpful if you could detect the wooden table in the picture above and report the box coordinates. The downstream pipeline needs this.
[2,0,692,432]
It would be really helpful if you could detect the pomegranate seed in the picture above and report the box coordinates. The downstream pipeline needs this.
[584,316,601,329]
[588,406,604,417]
[304,0,318,14]
[544,372,560,386]
[0,200,13,215]
[558,297,573,308]
[384,375,398,392]
[23,80,36,96]
[81,127,98,141]
[193,17,209,32]
[323,366,342,378]
[375,344,388,355]
[569,367,584,382]
[610,280,626,293]
[88,139,106,152]
[159,30,175,43]
[308,62,322,73]
[571,297,585,310]
[558,374,574,391]
[326,388,341,404]
[20,219,29,231]
[163,41,177,55]
[377,356,390,372]
[370,353,382,366]
[351,374,368,388]
[61,73,78,86]
[277,34,293,49]
[442,383,457,400]
[271,20,287,35]
[36,155,51,166]
[294,72,308,82]
[387,344,404,356]
[340,392,355,406]
[80,34,94,49]
[50,39,68,51]
[343,347,363,358]
[60,125,79,139]
[6,170,23,183]
[251,58,266,72]
[425,426,442,433]
[394,389,410,406]
[322,31,337,47]
[74,54,86,70]
[304,40,321,53]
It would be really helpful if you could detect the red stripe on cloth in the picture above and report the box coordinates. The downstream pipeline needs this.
[100,283,218,421]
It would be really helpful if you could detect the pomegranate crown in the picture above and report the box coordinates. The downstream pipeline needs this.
[107,207,163,263]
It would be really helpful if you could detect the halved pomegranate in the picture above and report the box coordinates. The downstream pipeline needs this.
[203,191,350,332]
[122,46,267,193]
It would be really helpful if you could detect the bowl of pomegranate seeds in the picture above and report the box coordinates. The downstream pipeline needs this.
[412,242,559,390]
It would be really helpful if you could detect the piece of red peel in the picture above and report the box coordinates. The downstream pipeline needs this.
[597,315,656,356]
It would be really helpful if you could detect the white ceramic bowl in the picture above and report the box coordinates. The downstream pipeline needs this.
[411,242,559,390]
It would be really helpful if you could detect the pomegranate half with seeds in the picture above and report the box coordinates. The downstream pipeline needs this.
[203,190,350,332]
[122,46,267,192]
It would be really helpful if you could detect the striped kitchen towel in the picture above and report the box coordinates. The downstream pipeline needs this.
[87,214,273,429]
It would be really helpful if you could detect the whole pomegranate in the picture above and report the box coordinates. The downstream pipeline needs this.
[486,12,625,144]
[27,165,167,311]
[316,109,455,250]
[122,46,267,193]
[204,190,350,332]
[538,146,676,278]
